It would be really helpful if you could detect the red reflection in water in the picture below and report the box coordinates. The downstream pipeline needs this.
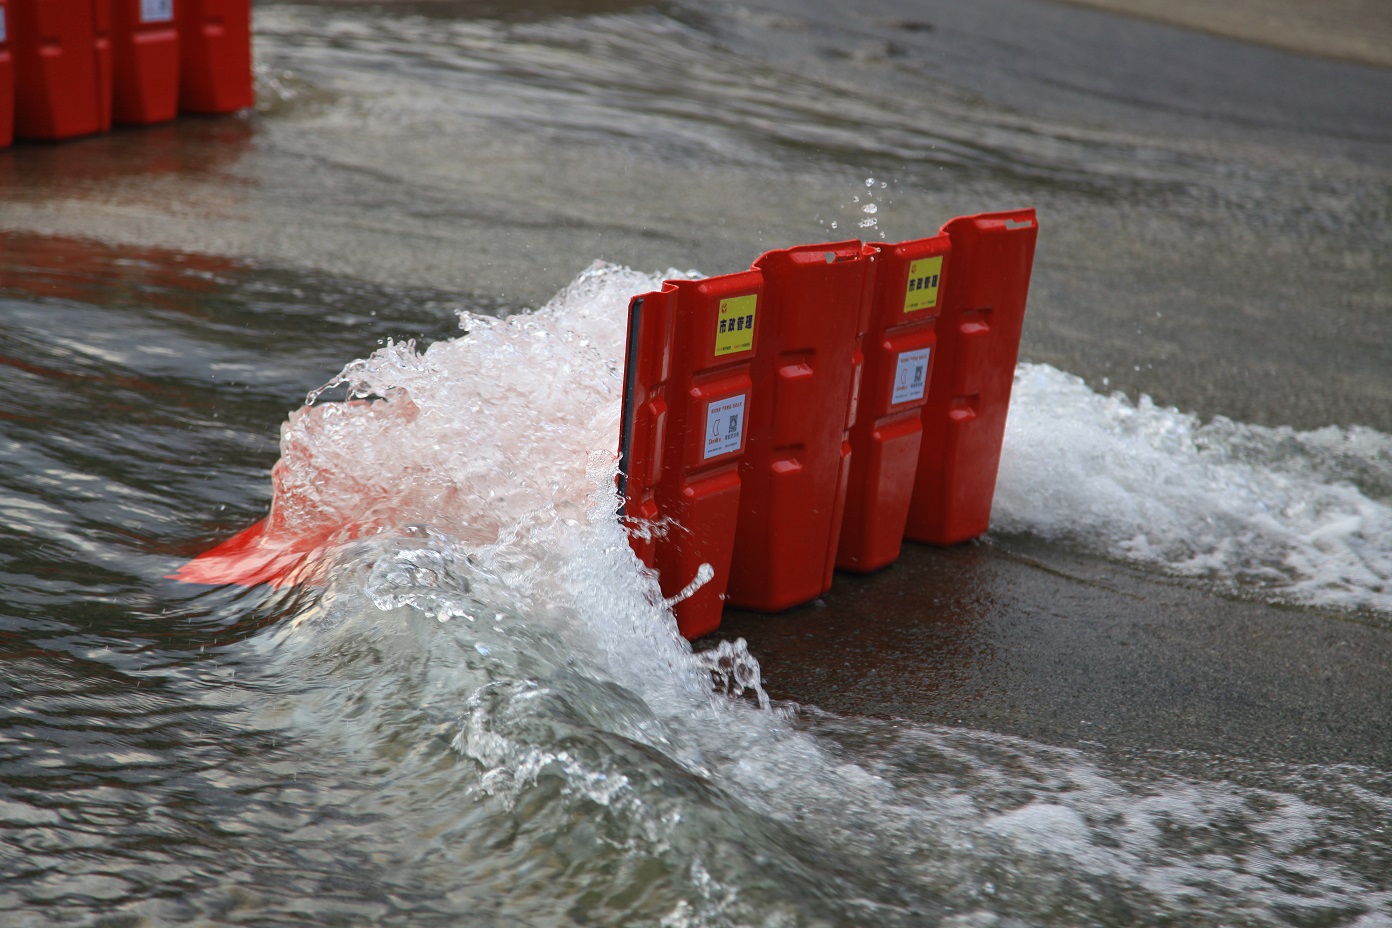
[0,230,240,314]
[0,114,253,192]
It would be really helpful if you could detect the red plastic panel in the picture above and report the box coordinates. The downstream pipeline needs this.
[10,0,114,140]
[837,233,950,572]
[168,517,330,588]
[0,0,14,147]
[620,272,762,639]
[726,241,872,612]
[618,285,676,572]
[177,0,250,114]
[112,0,177,124]
[905,208,1038,545]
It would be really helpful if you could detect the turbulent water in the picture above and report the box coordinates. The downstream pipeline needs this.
[999,365,1392,614]
[4,0,1392,924]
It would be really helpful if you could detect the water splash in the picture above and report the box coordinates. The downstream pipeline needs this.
[817,175,895,240]
[996,364,1392,614]
[695,638,771,710]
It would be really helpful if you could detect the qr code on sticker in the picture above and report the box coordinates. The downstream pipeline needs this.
[141,0,174,22]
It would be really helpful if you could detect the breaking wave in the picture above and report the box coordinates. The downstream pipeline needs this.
[997,363,1392,614]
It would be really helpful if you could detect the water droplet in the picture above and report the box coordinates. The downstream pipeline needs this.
[862,203,878,215]
[663,562,714,606]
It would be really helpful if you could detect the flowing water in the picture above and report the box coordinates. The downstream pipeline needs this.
[3,0,1392,925]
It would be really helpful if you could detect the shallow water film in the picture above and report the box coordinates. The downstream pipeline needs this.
[3,0,1392,925]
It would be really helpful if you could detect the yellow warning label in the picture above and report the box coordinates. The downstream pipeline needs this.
[903,256,943,313]
[714,294,757,357]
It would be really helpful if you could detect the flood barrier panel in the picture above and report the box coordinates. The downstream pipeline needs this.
[905,208,1038,545]
[1,0,13,146]
[618,271,762,639]
[10,0,114,140]
[724,241,872,612]
[112,0,178,124]
[177,0,251,114]
[836,232,949,573]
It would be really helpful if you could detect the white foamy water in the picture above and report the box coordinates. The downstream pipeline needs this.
[222,263,1392,925]
[996,364,1392,614]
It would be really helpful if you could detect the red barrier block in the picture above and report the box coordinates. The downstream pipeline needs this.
[620,271,762,639]
[177,0,250,114]
[726,241,872,612]
[905,208,1038,545]
[618,285,676,573]
[0,0,14,147]
[837,233,949,572]
[10,0,114,141]
[169,516,330,588]
[112,0,177,124]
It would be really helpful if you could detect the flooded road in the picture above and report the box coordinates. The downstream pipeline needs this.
[2,0,1391,924]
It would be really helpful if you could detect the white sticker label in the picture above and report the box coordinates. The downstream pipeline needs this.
[891,348,931,405]
[141,0,174,23]
[703,394,746,460]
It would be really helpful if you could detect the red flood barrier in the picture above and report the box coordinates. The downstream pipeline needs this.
[0,0,13,147]
[112,0,178,125]
[175,208,1036,644]
[837,232,949,572]
[177,0,251,114]
[10,0,114,140]
[617,288,674,575]
[619,271,762,639]
[725,241,872,613]
[905,208,1038,545]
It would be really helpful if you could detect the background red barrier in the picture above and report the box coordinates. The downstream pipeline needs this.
[177,0,251,114]
[726,241,872,612]
[0,0,13,147]
[10,0,114,140]
[112,0,178,124]
[905,209,1038,545]
[837,233,950,572]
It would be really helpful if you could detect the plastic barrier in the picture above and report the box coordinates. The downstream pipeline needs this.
[619,271,762,639]
[1,0,14,147]
[617,288,673,574]
[112,0,178,125]
[725,241,873,612]
[177,0,251,114]
[836,232,949,572]
[10,0,114,140]
[170,517,334,587]
[905,208,1038,545]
